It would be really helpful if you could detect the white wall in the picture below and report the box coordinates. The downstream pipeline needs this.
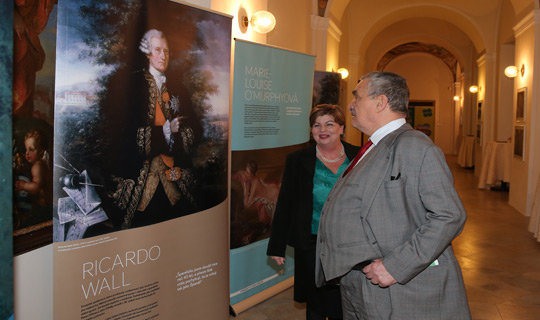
[498,43,516,142]
[509,13,535,214]
[385,52,456,154]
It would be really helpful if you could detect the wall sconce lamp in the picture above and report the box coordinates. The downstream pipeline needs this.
[469,85,479,93]
[504,64,525,78]
[453,95,461,101]
[243,10,276,34]
[504,65,518,78]
[337,68,349,79]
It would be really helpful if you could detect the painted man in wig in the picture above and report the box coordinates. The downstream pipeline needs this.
[109,29,197,229]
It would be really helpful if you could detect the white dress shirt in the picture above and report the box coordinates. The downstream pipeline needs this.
[357,118,407,164]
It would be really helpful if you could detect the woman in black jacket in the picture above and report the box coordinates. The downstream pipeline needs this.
[267,104,360,320]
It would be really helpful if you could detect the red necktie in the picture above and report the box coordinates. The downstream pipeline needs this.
[343,140,373,176]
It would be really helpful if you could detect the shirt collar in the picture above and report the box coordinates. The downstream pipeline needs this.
[149,65,166,87]
[370,118,406,145]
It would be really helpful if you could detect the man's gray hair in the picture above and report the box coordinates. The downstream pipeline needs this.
[139,29,165,55]
[361,71,410,115]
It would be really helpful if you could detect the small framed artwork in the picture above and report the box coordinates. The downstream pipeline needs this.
[476,124,481,145]
[477,101,483,122]
[516,87,526,122]
[514,125,525,160]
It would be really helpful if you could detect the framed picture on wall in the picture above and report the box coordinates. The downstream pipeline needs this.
[514,125,525,160]
[516,87,526,122]
[476,124,481,145]
[477,101,483,122]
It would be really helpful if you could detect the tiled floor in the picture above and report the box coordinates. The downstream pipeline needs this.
[230,156,540,320]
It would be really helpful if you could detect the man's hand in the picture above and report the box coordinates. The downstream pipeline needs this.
[270,256,285,266]
[170,116,184,133]
[363,259,397,288]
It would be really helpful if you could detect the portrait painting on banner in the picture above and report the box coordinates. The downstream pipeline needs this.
[53,0,231,242]
[12,0,57,255]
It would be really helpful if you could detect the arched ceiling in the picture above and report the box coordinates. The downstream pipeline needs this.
[329,0,533,23]
[326,0,534,56]
[348,4,486,55]
[362,17,473,75]
[377,42,458,79]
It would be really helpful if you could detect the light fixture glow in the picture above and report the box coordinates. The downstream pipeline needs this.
[243,11,276,34]
[453,95,460,101]
[337,68,349,79]
[469,85,479,93]
[504,65,518,78]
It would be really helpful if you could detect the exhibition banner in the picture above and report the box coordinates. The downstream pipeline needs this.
[231,40,314,151]
[1,3,13,319]
[230,40,315,309]
[53,1,231,319]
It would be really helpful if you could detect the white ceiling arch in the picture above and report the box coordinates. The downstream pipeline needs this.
[345,3,487,57]
[328,0,534,23]
[324,0,534,59]
[361,17,474,75]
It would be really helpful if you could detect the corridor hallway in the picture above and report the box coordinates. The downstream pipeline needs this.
[231,156,540,320]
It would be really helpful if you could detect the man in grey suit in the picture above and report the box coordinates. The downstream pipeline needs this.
[316,71,471,319]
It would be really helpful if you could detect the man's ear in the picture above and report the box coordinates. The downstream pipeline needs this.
[375,94,389,112]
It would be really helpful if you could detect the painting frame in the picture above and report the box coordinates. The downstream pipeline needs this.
[516,87,526,122]
[477,100,483,122]
[514,125,525,161]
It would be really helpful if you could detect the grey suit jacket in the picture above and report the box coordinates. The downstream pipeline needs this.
[316,123,470,318]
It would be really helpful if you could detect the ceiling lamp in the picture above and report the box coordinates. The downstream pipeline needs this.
[243,11,276,34]
[469,85,479,93]
[504,65,518,78]
[337,68,349,79]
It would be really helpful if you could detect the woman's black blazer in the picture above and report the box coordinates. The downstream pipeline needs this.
[266,141,360,257]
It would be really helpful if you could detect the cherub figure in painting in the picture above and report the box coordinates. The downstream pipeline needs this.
[14,129,52,228]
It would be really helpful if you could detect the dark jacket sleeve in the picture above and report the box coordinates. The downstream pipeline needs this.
[266,141,359,257]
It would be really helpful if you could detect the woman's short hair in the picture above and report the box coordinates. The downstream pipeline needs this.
[309,104,346,128]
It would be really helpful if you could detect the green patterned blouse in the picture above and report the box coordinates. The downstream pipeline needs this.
[311,157,350,234]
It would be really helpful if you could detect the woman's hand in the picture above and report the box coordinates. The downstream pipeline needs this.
[270,256,285,265]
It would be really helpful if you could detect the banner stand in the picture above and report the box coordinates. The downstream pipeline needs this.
[230,277,294,316]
